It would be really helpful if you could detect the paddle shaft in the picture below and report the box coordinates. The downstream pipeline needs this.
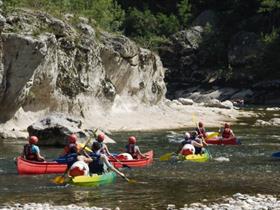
[110,155,131,169]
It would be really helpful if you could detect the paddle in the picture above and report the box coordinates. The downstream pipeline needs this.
[52,133,94,185]
[159,152,176,161]
[110,155,131,169]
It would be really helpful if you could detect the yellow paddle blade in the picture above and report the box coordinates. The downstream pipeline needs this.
[52,176,65,185]
[127,179,137,184]
[78,143,92,153]
[206,132,219,139]
[159,152,175,161]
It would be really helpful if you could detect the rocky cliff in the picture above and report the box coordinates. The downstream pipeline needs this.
[0,9,166,131]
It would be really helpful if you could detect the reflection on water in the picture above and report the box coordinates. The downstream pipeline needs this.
[0,124,280,209]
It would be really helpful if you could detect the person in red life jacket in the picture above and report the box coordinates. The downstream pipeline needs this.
[70,142,125,178]
[195,121,207,139]
[220,123,235,140]
[95,132,112,157]
[125,136,146,159]
[22,136,45,162]
[63,134,81,156]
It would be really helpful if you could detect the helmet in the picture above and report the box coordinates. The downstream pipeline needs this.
[68,134,77,144]
[198,122,203,127]
[91,141,101,151]
[224,123,230,128]
[185,132,190,139]
[128,136,136,144]
[29,136,38,144]
[191,131,198,137]
[97,133,105,142]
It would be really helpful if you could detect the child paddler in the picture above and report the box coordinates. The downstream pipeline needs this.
[22,136,45,162]
[124,136,146,159]
[61,134,82,168]
[195,121,207,139]
[95,132,113,157]
[69,142,125,178]
[219,123,235,140]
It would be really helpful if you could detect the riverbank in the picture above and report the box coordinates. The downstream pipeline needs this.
[1,194,280,210]
[0,102,254,139]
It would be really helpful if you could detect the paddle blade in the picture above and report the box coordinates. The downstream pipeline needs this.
[122,176,137,184]
[159,152,174,161]
[52,176,65,185]
[206,132,219,139]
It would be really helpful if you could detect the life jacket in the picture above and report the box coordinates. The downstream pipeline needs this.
[64,143,79,155]
[196,127,207,138]
[222,128,232,139]
[89,151,105,175]
[125,144,137,159]
[193,138,202,154]
[23,144,38,161]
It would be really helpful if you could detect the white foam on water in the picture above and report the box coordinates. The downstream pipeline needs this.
[214,156,230,162]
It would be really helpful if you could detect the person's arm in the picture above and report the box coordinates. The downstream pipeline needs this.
[104,144,112,157]
[34,146,45,161]
[135,146,146,158]
[191,139,203,148]
[101,155,125,177]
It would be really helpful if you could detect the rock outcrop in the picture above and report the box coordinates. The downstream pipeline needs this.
[0,9,166,135]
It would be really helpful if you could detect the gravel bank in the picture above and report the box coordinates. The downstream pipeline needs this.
[1,194,280,210]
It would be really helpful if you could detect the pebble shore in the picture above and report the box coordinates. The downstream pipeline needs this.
[1,194,280,210]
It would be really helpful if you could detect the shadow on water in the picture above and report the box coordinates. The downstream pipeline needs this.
[0,112,280,209]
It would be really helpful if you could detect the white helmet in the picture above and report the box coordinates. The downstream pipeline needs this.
[185,132,190,139]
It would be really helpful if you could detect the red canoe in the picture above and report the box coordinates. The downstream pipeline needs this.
[109,150,153,168]
[16,156,67,175]
[205,137,240,145]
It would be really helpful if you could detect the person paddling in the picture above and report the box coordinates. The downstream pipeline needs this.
[125,136,146,159]
[63,134,81,155]
[190,131,206,154]
[95,132,112,157]
[22,136,45,162]
[219,123,235,140]
[195,121,207,139]
[69,142,125,178]
[176,132,195,155]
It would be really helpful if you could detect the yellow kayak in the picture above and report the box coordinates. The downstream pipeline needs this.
[69,172,116,187]
[178,149,211,162]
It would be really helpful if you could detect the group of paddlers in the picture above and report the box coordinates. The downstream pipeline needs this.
[21,133,146,179]
[176,122,235,156]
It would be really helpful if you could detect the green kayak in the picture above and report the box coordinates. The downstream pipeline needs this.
[69,172,116,187]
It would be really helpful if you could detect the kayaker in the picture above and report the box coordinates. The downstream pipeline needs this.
[220,123,235,140]
[63,134,81,155]
[176,132,195,155]
[125,136,146,159]
[195,121,207,139]
[22,136,45,162]
[76,142,125,178]
[95,132,112,157]
[190,131,206,154]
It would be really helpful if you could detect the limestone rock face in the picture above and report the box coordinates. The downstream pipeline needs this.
[0,10,166,126]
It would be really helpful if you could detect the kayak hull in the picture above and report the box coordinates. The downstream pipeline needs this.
[205,137,240,145]
[179,149,211,162]
[69,172,116,187]
[16,156,67,175]
[109,150,153,168]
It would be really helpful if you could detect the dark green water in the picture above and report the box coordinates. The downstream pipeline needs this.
[0,116,280,209]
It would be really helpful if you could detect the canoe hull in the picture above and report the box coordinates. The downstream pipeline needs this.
[206,137,240,145]
[109,150,153,168]
[69,172,116,187]
[16,157,67,175]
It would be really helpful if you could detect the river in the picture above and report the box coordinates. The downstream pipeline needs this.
[0,109,280,209]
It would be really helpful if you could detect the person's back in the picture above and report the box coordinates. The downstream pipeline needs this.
[195,121,207,139]
[22,136,45,162]
[63,134,81,155]
[221,123,235,140]
[96,132,112,157]
[125,136,145,159]
[89,150,106,175]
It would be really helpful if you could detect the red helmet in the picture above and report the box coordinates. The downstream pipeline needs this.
[128,136,136,144]
[224,123,230,128]
[68,134,77,143]
[29,136,38,144]
[198,122,203,127]
[97,133,105,142]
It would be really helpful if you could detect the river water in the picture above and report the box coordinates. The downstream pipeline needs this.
[0,109,280,209]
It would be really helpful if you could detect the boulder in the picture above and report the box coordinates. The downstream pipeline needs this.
[178,98,194,105]
[27,113,115,146]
